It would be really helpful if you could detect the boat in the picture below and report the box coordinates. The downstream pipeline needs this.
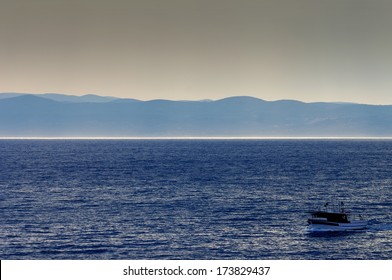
[307,201,368,232]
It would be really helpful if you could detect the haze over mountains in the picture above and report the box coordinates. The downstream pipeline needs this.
[0,93,391,137]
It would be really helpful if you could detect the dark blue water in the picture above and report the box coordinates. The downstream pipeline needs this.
[1,140,391,259]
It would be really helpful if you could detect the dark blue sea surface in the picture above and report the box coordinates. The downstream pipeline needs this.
[0,140,391,259]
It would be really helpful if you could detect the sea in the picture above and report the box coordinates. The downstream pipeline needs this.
[0,139,391,260]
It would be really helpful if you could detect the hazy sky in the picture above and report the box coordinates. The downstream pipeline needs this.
[1,0,392,104]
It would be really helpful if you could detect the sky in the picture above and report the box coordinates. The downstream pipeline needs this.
[1,0,392,104]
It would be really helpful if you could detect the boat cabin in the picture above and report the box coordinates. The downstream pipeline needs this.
[308,211,350,223]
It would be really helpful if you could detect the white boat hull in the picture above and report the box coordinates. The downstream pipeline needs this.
[308,220,368,232]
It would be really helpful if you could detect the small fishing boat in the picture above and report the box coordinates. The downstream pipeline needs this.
[307,201,368,232]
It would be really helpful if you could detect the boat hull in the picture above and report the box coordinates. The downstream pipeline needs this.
[307,220,368,232]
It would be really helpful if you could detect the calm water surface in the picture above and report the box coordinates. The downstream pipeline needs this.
[0,140,391,259]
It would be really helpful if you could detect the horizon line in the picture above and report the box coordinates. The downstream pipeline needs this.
[2,92,390,106]
[1,136,392,140]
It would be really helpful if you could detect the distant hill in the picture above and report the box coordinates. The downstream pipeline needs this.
[0,93,391,137]
[0,92,138,103]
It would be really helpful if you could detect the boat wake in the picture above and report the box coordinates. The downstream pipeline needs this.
[306,227,368,233]
[367,223,392,232]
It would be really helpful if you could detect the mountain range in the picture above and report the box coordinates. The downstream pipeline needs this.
[1,93,391,137]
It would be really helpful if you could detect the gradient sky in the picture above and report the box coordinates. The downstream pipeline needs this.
[1,0,392,104]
